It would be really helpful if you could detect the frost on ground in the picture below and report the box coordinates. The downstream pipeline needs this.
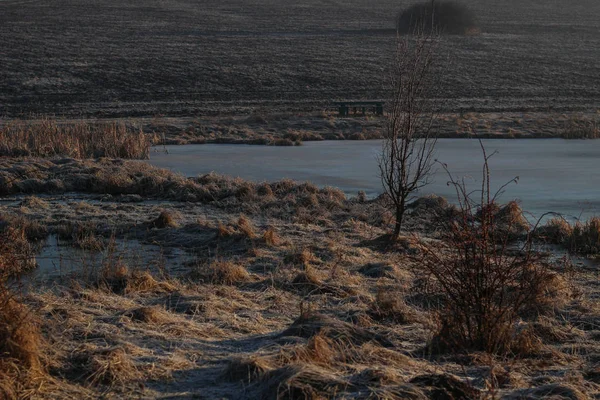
[0,159,599,398]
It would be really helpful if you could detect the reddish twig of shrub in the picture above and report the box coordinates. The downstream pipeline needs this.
[418,141,560,354]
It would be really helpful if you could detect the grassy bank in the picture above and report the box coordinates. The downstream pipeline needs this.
[0,120,150,159]
[2,112,599,158]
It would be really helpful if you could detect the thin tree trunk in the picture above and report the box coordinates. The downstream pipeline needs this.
[393,197,406,238]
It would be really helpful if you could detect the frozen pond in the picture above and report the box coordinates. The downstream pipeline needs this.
[149,139,600,220]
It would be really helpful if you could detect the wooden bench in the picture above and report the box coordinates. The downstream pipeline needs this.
[336,101,384,117]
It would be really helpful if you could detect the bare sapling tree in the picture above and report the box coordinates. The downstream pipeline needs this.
[379,27,441,240]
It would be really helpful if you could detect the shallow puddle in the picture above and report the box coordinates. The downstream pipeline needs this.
[26,235,191,285]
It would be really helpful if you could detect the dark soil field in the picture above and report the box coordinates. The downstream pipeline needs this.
[2,0,600,118]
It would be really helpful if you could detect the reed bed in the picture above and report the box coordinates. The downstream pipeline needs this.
[0,119,150,159]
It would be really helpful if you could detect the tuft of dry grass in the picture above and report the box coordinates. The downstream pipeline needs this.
[291,265,322,287]
[57,222,105,251]
[237,214,256,239]
[280,312,393,348]
[369,289,419,324]
[495,200,530,238]
[261,364,348,400]
[257,183,274,198]
[217,222,235,238]
[99,263,175,295]
[235,183,256,200]
[1,214,49,243]
[85,347,141,387]
[284,248,314,267]
[126,306,170,324]
[262,226,280,247]
[19,196,49,210]
[508,325,545,357]
[570,217,600,255]
[537,216,600,255]
[192,259,251,285]
[222,356,274,384]
[537,217,573,244]
[0,224,37,275]
[504,383,588,400]
[151,210,179,229]
[522,268,572,317]
[410,374,480,399]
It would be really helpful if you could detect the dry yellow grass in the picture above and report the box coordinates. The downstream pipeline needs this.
[369,289,420,324]
[0,234,46,397]
[237,214,256,239]
[223,356,274,384]
[0,162,598,398]
[263,226,280,247]
[85,347,142,387]
[284,247,314,267]
[151,210,179,229]
[192,259,251,285]
[0,119,150,159]
[0,292,45,398]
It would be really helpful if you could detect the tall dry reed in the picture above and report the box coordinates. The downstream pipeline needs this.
[0,119,150,159]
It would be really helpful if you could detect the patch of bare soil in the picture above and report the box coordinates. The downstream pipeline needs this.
[2,0,599,117]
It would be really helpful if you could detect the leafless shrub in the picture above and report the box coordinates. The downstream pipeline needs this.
[379,25,440,239]
[418,143,560,354]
